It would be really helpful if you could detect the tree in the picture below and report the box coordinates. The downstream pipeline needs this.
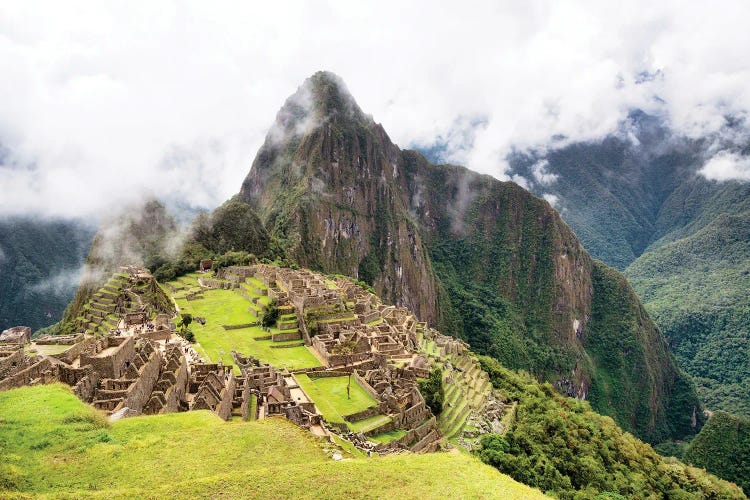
[262,301,280,328]
[179,313,193,331]
[418,368,444,415]
[331,340,358,399]
[178,314,194,342]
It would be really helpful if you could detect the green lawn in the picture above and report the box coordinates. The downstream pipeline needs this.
[0,385,549,499]
[349,414,392,433]
[295,374,379,427]
[176,288,258,326]
[369,428,408,444]
[179,319,318,372]
[26,344,72,356]
[165,282,320,371]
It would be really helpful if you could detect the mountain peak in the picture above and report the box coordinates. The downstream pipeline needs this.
[268,71,370,143]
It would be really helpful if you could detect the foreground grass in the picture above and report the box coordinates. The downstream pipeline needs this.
[0,385,547,499]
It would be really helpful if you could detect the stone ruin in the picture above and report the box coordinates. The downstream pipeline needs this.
[232,351,320,427]
[0,262,498,456]
[0,344,57,391]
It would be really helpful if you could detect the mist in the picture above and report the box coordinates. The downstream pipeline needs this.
[1,0,750,223]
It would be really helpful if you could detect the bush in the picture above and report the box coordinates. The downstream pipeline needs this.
[262,302,280,328]
[418,368,444,415]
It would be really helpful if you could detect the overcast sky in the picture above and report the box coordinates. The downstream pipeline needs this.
[1,0,749,219]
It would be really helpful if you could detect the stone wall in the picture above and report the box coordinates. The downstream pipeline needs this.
[80,336,135,379]
[35,333,84,345]
[353,372,381,401]
[139,329,172,342]
[117,346,162,413]
[0,358,55,391]
[0,348,24,376]
[54,336,99,365]
[271,331,302,342]
[223,323,258,330]
[162,356,189,413]
[343,406,380,423]
[71,368,101,403]
[215,371,236,421]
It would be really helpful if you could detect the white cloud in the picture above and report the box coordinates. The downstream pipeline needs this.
[29,266,84,295]
[511,174,530,190]
[543,193,560,207]
[699,151,750,182]
[531,160,558,186]
[0,0,749,218]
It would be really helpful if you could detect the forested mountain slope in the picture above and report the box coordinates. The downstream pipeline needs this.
[505,114,750,416]
[235,71,701,442]
[0,218,93,331]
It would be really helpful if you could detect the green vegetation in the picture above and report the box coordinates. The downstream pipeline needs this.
[684,411,750,493]
[477,356,745,499]
[0,217,93,332]
[586,261,703,441]
[509,132,750,419]
[368,429,408,444]
[424,192,700,443]
[295,374,380,430]
[168,281,319,371]
[191,198,269,256]
[175,286,257,325]
[418,368,444,415]
[1,384,546,499]
[261,300,280,328]
[626,210,750,416]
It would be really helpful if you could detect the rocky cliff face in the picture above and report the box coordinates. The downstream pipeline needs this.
[238,71,700,442]
[240,72,440,322]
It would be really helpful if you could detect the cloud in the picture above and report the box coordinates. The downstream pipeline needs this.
[699,151,750,182]
[543,193,560,207]
[511,174,530,190]
[29,266,84,295]
[0,1,749,219]
[531,160,558,186]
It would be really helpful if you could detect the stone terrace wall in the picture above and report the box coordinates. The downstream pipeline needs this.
[0,358,54,391]
[271,331,302,342]
[343,406,381,423]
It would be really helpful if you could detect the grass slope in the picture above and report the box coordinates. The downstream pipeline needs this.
[0,384,546,499]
